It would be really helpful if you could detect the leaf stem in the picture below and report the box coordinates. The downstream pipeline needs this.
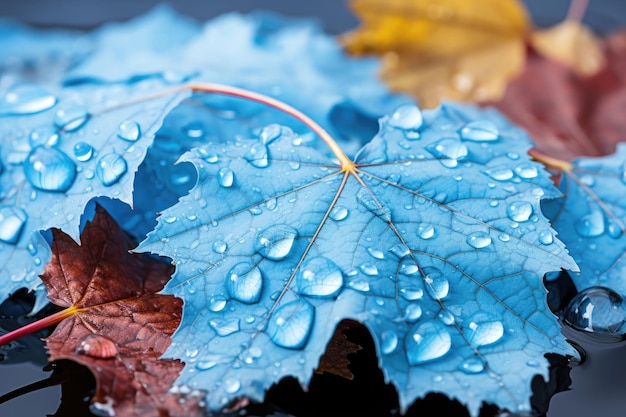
[566,0,589,22]
[0,306,78,346]
[528,148,572,172]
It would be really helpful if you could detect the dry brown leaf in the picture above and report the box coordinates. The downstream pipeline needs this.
[341,0,530,108]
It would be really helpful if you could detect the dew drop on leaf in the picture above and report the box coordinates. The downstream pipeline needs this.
[53,105,89,132]
[212,240,228,254]
[348,277,370,292]
[183,122,204,139]
[255,224,297,260]
[405,320,451,365]
[209,318,241,337]
[427,138,468,161]
[506,201,533,222]
[208,296,227,312]
[459,356,486,374]
[116,120,141,141]
[356,188,390,218]
[438,310,455,325]
[381,330,398,355]
[73,141,94,162]
[466,231,492,249]
[563,286,626,335]
[217,167,234,188]
[95,153,127,186]
[224,378,241,394]
[267,299,314,349]
[417,223,436,239]
[75,334,118,359]
[404,303,423,322]
[296,256,343,298]
[29,126,59,148]
[463,311,504,346]
[484,167,514,181]
[387,104,423,131]
[459,120,499,142]
[367,247,385,259]
[575,210,605,237]
[0,206,27,244]
[226,263,263,304]
[0,84,57,115]
[423,266,449,299]
[244,142,270,168]
[359,263,379,276]
[24,146,76,192]
[259,124,282,144]
[514,163,539,179]
[329,206,349,221]
[538,229,554,245]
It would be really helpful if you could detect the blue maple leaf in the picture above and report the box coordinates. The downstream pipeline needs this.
[138,101,578,415]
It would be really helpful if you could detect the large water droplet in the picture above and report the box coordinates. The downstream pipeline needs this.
[460,120,499,142]
[224,378,241,394]
[404,303,422,322]
[0,84,57,115]
[212,240,228,254]
[296,256,343,298]
[244,142,269,168]
[95,153,127,186]
[267,299,314,349]
[459,356,486,374]
[381,330,398,355]
[209,318,240,337]
[423,267,449,299]
[356,188,390,218]
[256,225,297,260]
[506,201,533,222]
[538,229,554,245]
[514,163,538,179]
[0,206,27,244]
[73,142,94,162]
[563,286,626,336]
[576,210,605,237]
[29,126,59,148]
[388,105,423,130]
[484,167,514,181]
[427,138,468,160]
[116,120,141,141]
[24,146,76,192]
[417,223,436,239]
[259,124,282,144]
[467,231,492,249]
[54,105,89,132]
[75,334,118,359]
[405,320,451,365]
[217,167,234,188]
[463,311,504,346]
[226,263,263,304]
[330,206,349,221]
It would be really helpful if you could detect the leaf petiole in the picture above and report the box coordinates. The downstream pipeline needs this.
[0,305,78,346]
[528,148,573,172]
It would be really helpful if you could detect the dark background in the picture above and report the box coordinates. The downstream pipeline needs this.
[1,1,626,417]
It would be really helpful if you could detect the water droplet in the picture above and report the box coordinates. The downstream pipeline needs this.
[467,231,492,249]
[267,300,314,349]
[244,142,269,168]
[224,378,241,394]
[95,153,127,186]
[405,320,451,365]
[183,122,204,138]
[356,188,390,218]
[196,360,217,371]
[0,206,27,244]
[438,310,455,325]
[330,206,349,221]
[514,163,539,179]
[360,263,379,276]
[424,267,449,299]
[388,105,423,131]
[208,296,227,312]
[506,201,533,222]
[226,263,263,304]
[381,330,398,354]
[417,223,435,239]
[389,243,410,258]
[349,277,370,292]
[498,233,510,242]
[73,142,94,162]
[367,247,385,259]
[24,146,76,192]
[75,334,118,358]
[607,221,623,239]
[29,126,59,148]
[460,120,499,141]
[296,256,343,298]
[427,138,468,160]
[400,286,423,301]
[212,240,228,254]
[259,124,282,144]
[0,84,57,115]
[209,318,240,337]
[576,210,605,237]
[459,356,486,374]
[116,120,141,141]
[484,167,513,181]
[217,167,234,188]
[463,311,504,346]
[256,225,297,260]
[563,286,626,336]
[54,105,89,132]
[538,230,554,245]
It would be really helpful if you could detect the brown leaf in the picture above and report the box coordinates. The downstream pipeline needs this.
[42,204,204,417]
[487,30,626,160]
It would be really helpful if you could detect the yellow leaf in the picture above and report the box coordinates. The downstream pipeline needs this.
[530,20,605,77]
[341,0,530,108]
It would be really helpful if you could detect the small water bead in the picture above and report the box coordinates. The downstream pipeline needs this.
[73,142,94,162]
[438,310,455,325]
[116,120,141,142]
[484,167,514,181]
[226,263,263,304]
[259,124,282,144]
[563,286,626,335]
[212,240,228,254]
[267,300,314,349]
[463,311,504,346]
[388,105,423,131]
[95,153,127,186]
[417,223,436,239]
[538,229,554,245]
[183,122,204,139]
[329,206,349,221]
[296,256,343,298]
[389,243,410,259]
[0,206,27,244]
[367,247,385,260]
[576,210,605,237]
[54,105,89,132]
[460,120,499,142]
[29,126,59,148]
[459,356,486,374]
[348,277,370,292]
[400,286,423,301]
[359,263,379,276]
[423,267,449,299]
[224,379,241,394]
[217,167,234,188]
[427,138,468,160]
[514,163,539,179]
[242,346,263,364]
[24,146,76,192]
[356,188,391,218]
[404,303,423,322]
[208,296,227,312]
[405,320,452,365]
[381,330,399,355]
[0,84,57,115]
[255,224,297,260]
[209,318,240,337]
[607,221,623,239]
[244,142,269,168]
[466,231,492,249]
[506,201,533,222]
[400,259,419,276]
